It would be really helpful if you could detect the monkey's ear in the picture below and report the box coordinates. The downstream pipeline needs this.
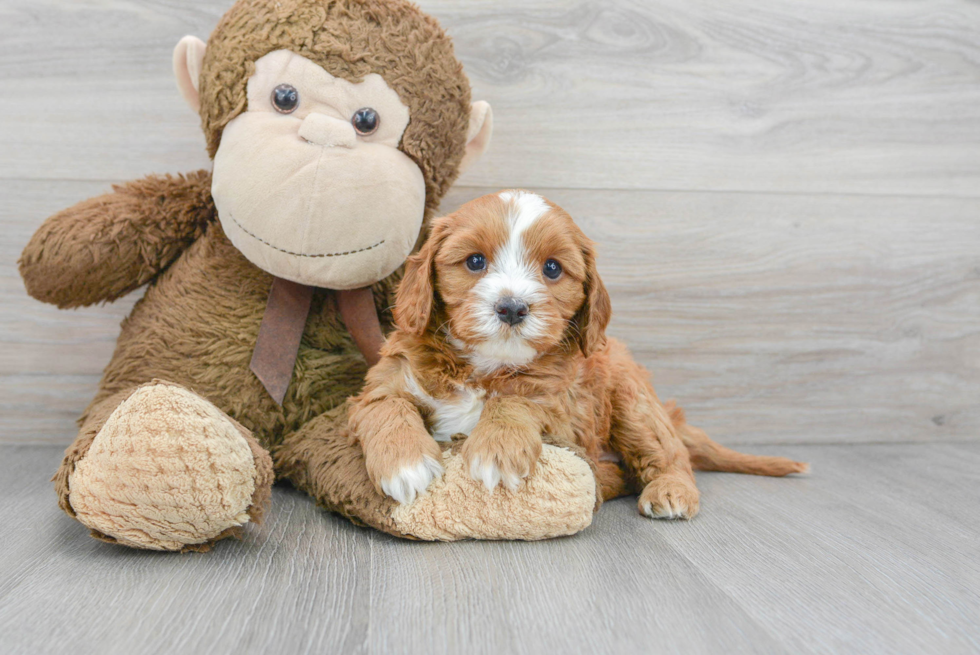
[173,36,208,113]
[457,101,493,175]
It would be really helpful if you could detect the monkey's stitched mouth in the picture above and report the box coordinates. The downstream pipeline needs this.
[227,212,385,258]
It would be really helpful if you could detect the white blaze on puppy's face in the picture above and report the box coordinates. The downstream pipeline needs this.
[211,50,426,290]
[457,191,548,372]
[475,191,550,334]
[432,191,591,374]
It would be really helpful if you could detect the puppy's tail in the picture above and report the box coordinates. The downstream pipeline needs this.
[666,401,809,477]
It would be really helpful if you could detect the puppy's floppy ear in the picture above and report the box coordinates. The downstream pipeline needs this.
[574,238,612,357]
[394,218,449,336]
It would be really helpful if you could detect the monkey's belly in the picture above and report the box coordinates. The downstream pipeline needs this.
[92,226,371,447]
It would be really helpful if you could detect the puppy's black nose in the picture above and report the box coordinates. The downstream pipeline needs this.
[495,296,529,326]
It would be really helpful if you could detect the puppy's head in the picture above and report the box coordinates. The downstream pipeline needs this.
[394,190,611,371]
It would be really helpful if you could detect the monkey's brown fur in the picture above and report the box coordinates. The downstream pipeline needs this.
[20,0,577,549]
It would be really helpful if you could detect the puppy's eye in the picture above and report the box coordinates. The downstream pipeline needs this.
[272,84,299,114]
[543,259,563,280]
[465,253,487,272]
[352,108,380,135]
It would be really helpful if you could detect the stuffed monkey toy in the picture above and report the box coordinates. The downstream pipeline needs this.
[18,0,599,551]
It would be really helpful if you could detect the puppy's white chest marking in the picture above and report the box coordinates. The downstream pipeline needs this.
[404,371,485,442]
[430,387,486,442]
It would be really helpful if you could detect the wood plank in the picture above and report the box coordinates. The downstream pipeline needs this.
[0,0,978,195]
[656,442,980,653]
[443,0,980,196]
[5,180,977,445]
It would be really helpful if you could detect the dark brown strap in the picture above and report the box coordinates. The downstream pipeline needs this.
[336,287,385,368]
[251,279,386,405]
[250,277,314,406]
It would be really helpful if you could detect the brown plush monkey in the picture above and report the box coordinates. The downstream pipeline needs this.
[18,0,598,551]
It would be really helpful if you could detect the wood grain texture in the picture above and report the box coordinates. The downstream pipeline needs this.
[1,181,139,444]
[6,181,978,445]
[2,2,977,653]
[1,1,979,195]
[672,442,980,654]
[0,443,977,654]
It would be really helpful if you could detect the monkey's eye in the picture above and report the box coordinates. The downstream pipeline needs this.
[465,253,487,272]
[271,84,299,114]
[543,259,563,280]
[352,108,380,135]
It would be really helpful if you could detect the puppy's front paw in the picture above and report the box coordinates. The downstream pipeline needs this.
[639,473,700,520]
[363,432,444,505]
[381,456,444,505]
[461,422,542,492]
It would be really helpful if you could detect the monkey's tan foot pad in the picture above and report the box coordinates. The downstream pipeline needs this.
[390,444,596,541]
[68,381,273,551]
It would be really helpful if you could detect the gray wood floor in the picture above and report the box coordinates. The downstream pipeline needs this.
[2,0,979,653]
[1,443,978,654]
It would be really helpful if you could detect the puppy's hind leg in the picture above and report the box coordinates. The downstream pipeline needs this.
[606,342,700,520]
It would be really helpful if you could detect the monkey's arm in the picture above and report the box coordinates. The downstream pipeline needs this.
[18,170,214,308]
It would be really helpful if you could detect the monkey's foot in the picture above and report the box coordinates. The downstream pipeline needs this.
[390,444,596,541]
[67,381,273,551]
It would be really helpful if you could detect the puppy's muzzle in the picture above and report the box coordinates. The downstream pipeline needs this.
[495,296,529,326]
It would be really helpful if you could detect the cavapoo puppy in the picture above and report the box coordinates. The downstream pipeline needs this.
[349,191,807,518]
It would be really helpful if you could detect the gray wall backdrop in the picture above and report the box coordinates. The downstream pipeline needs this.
[2,0,978,446]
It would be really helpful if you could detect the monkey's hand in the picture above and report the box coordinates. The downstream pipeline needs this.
[19,170,214,308]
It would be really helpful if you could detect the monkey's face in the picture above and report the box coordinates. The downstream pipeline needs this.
[173,0,492,289]
[209,50,426,289]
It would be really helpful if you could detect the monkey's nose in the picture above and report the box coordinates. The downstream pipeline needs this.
[298,113,356,148]
[494,297,529,326]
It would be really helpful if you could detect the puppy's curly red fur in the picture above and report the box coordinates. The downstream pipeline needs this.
[350,191,807,515]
